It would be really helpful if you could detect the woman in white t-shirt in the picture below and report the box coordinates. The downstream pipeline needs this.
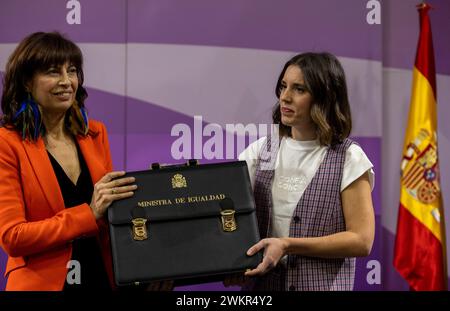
[236,52,375,291]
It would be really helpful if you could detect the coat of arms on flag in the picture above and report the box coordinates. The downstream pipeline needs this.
[401,129,440,207]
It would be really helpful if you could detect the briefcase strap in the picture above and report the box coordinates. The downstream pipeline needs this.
[129,196,238,240]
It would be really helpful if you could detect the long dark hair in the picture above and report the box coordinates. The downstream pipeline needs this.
[1,32,92,140]
[273,52,352,146]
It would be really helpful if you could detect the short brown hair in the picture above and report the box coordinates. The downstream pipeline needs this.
[1,32,91,140]
[273,52,352,147]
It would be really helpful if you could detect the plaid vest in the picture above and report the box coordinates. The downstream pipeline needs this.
[250,136,356,291]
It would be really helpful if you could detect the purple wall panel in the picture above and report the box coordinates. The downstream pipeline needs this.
[352,137,381,215]
[128,0,381,60]
[0,77,5,291]
[382,0,450,75]
[0,249,5,290]
[84,88,126,169]
[0,0,126,43]
[355,215,382,291]
[381,227,409,291]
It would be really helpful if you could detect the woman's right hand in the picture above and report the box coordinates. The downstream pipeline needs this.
[90,171,137,219]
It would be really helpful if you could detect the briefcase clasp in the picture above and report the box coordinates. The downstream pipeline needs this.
[220,210,237,232]
[132,218,148,240]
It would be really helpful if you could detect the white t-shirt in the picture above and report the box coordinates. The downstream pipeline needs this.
[238,136,375,239]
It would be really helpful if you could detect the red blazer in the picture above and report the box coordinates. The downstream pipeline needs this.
[0,120,114,290]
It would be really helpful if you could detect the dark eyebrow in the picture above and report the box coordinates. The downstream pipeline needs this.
[293,83,306,88]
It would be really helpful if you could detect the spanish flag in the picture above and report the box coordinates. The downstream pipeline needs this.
[394,3,447,291]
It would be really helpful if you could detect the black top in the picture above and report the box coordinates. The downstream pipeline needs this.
[47,143,111,291]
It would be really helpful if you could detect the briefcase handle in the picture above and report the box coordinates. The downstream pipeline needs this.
[149,159,199,170]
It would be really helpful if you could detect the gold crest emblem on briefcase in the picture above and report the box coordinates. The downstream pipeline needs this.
[172,174,187,188]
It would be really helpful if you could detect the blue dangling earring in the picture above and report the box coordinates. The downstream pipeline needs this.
[80,106,89,129]
[13,93,41,140]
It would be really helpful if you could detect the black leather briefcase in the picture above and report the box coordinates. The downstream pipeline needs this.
[107,160,262,286]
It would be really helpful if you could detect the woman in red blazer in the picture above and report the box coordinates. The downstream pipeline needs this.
[0,32,136,290]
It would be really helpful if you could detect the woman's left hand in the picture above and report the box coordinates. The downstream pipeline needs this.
[244,238,288,277]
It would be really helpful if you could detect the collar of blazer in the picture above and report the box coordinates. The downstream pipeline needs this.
[22,134,105,214]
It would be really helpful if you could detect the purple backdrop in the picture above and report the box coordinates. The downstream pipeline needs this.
[1,0,449,291]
